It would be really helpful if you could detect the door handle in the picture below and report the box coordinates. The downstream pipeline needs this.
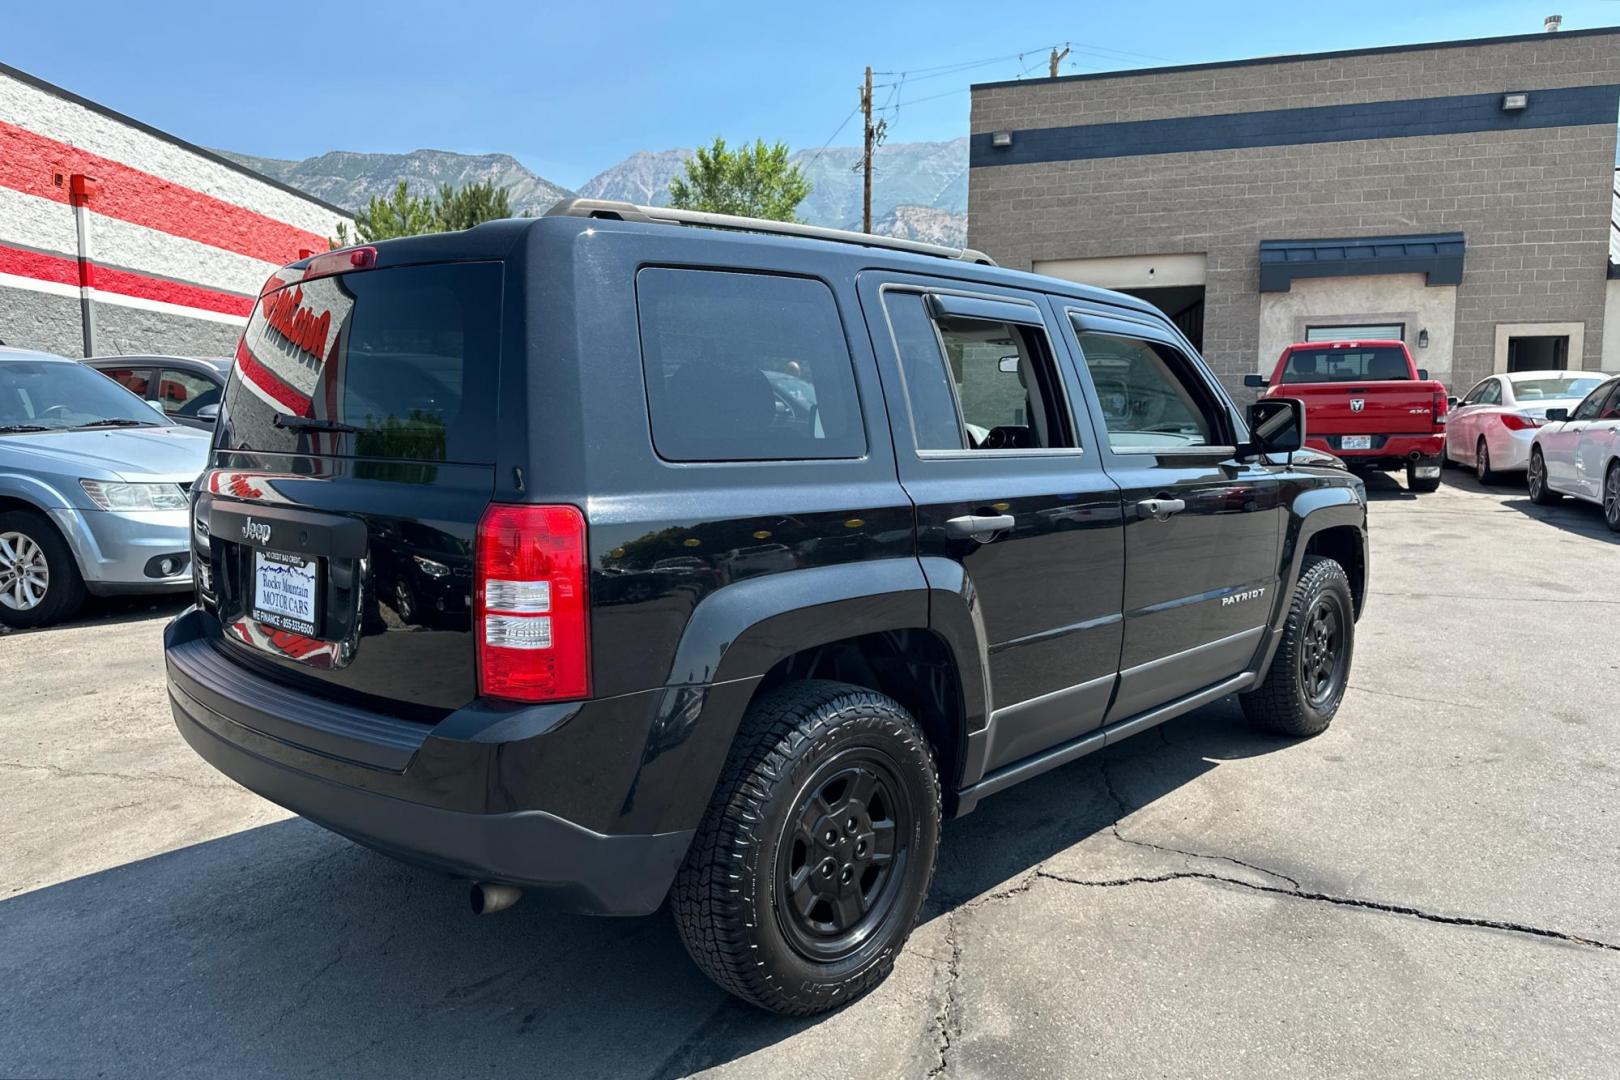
[1136,498,1187,522]
[945,514,1015,541]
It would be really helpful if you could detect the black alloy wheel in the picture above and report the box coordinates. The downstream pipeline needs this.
[1605,462,1620,533]
[1528,448,1560,506]
[1298,592,1349,711]
[776,752,911,962]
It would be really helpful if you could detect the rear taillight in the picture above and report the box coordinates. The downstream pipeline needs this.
[474,504,590,703]
[1500,413,1543,431]
[1433,390,1448,425]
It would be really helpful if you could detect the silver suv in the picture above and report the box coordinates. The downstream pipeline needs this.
[0,346,209,627]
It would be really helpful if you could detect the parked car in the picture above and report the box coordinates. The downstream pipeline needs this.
[166,201,1367,1015]
[1246,339,1448,492]
[1444,370,1607,483]
[1527,373,1620,531]
[86,355,232,429]
[0,346,210,627]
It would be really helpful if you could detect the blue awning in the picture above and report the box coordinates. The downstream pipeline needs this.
[1258,233,1466,293]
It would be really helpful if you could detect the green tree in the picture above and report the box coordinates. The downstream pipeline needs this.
[667,137,811,221]
[332,179,518,247]
[434,179,513,231]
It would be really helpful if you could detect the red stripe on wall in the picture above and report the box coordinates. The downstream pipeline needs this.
[0,243,254,317]
[0,120,332,266]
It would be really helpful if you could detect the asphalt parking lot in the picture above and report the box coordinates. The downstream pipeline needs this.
[3,469,1617,1079]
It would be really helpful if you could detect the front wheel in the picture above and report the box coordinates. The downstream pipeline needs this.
[0,510,86,628]
[1240,555,1354,737]
[670,680,941,1015]
[1604,462,1620,533]
[1527,448,1561,506]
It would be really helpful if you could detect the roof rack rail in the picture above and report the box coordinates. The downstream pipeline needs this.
[545,198,997,266]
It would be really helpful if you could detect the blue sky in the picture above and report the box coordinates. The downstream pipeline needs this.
[3,1,1616,189]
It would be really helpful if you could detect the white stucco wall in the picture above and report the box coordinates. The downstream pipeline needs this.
[1257,274,1457,384]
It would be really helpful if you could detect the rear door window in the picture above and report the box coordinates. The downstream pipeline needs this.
[218,262,502,462]
[635,268,865,462]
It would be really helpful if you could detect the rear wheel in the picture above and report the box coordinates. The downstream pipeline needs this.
[0,510,86,629]
[1407,456,1442,493]
[1604,462,1620,533]
[670,680,941,1015]
[1527,448,1560,505]
[1240,555,1354,737]
[1474,438,1497,485]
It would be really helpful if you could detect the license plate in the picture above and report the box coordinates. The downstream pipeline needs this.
[1341,435,1373,450]
[252,550,321,636]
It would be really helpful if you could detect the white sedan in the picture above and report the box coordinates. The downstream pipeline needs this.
[1445,370,1608,483]
[1527,373,1620,531]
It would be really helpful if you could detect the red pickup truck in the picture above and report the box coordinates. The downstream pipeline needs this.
[1246,339,1448,492]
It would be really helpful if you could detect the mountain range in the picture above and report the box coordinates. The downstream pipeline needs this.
[218,138,969,246]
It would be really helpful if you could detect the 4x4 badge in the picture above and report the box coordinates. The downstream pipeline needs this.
[241,517,271,545]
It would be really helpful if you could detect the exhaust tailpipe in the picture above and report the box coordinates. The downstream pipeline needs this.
[470,882,523,916]
[1408,450,1424,462]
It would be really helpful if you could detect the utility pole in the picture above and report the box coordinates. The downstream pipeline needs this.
[859,65,886,234]
[1049,45,1071,78]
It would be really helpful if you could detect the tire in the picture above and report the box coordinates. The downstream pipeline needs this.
[1527,447,1560,505]
[670,679,941,1015]
[1406,457,1442,493]
[1474,438,1497,485]
[1604,461,1620,534]
[0,509,86,628]
[1240,555,1354,737]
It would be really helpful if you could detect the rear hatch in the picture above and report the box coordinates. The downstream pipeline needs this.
[195,255,503,719]
[1273,344,1432,438]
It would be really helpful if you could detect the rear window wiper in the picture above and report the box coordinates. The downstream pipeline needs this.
[75,418,161,429]
[0,423,51,433]
[274,415,363,435]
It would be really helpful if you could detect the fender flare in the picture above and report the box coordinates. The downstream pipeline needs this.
[0,472,72,512]
[1252,485,1367,678]
[635,558,991,833]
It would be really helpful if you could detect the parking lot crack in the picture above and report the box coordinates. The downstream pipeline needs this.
[926,910,962,1078]
[0,758,235,792]
[1034,869,1620,953]
[1099,759,1301,889]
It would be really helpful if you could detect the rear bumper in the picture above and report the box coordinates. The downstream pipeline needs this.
[164,608,695,915]
[1306,433,1443,470]
[1486,427,1537,472]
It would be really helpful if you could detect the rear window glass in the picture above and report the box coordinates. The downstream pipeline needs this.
[218,262,501,462]
[636,268,865,462]
[1280,347,1410,383]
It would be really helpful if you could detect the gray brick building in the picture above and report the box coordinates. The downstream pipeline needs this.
[968,27,1620,395]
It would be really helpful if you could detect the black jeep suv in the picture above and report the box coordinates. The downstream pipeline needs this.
[166,200,1367,1015]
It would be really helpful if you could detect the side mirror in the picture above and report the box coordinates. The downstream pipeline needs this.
[1545,407,1569,423]
[998,356,1020,374]
[1245,397,1305,456]
[1447,396,1461,409]
[146,398,167,415]
[197,404,220,422]
[1417,368,1429,381]
[1243,374,1269,389]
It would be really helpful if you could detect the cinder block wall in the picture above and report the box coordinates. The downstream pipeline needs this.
[969,31,1620,391]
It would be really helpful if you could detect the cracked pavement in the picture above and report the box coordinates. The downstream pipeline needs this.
[3,472,1618,1078]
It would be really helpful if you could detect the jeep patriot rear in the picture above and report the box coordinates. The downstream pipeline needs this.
[166,200,1368,1015]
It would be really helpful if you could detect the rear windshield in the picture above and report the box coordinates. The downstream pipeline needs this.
[217,262,501,462]
[1512,376,1602,401]
[1280,347,1410,384]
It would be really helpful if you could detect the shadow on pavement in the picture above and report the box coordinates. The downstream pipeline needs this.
[0,592,190,637]
[0,699,1286,1078]
[1358,470,1415,502]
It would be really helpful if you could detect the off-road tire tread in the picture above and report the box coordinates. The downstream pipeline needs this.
[0,509,86,628]
[1240,555,1352,737]
[670,679,940,1015]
